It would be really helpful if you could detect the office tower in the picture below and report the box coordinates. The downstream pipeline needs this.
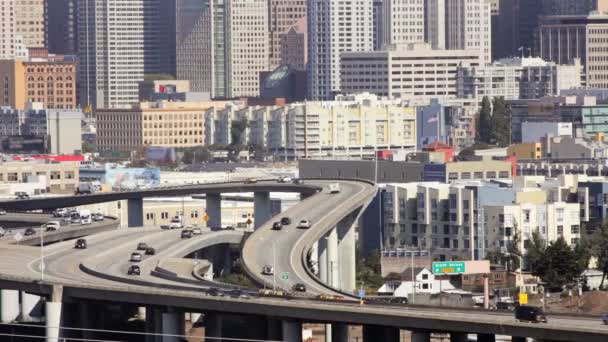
[541,0,608,15]
[1,0,27,60]
[426,0,446,49]
[308,0,374,100]
[15,0,46,48]
[269,0,307,70]
[373,0,384,50]
[46,0,78,55]
[537,14,608,88]
[280,19,307,71]
[77,0,175,109]
[493,0,543,60]
[382,0,425,46]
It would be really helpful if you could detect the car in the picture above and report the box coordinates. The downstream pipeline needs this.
[278,176,292,183]
[280,217,291,225]
[53,208,67,217]
[15,192,29,200]
[602,313,608,325]
[74,238,87,249]
[92,213,105,221]
[70,216,81,224]
[245,178,258,184]
[496,301,516,311]
[240,293,252,299]
[130,252,143,262]
[44,221,61,232]
[272,222,282,230]
[293,283,306,292]
[228,289,242,298]
[297,220,312,229]
[137,242,148,250]
[181,230,193,239]
[208,287,220,297]
[160,225,170,230]
[24,228,36,236]
[329,183,341,194]
[262,265,274,275]
[0,227,6,237]
[127,265,141,276]
[0,209,7,215]
[224,225,235,231]
[515,305,547,323]
[293,179,304,184]
[145,247,156,255]
[192,227,203,235]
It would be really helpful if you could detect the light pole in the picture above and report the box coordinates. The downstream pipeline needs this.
[40,225,45,282]
[272,240,277,290]
[411,251,415,304]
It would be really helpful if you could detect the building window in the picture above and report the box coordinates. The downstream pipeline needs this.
[422,273,429,280]
[571,225,580,234]
[499,171,509,178]
[486,171,497,178]
[443,238,450,248]
[556,208,564,222]
[50,171,61,180]
[557,225,564,236]
[453,239,459,248]
[448,172,458,180]
[461,172,471,180]
[524,210,530,223]
[7,173,18,182]
[474,172,483,179]
[65,171,75,179]
[422,283,429,290]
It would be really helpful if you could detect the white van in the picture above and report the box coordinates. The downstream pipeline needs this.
[80,210,92,225]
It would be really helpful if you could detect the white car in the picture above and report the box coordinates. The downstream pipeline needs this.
[297,220,312,229]
[192,228,203,235]
[278,176,292,183]
[262,265,274,275]
[0,209,7,215]
[43,221,61,232]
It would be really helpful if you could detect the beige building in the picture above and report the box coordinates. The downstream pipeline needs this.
[0,0,28,60]
[96,100,230,152]
[269,0,307,70]
[445,161,513,182]
[15,0,45,48]
[0,160,79,194]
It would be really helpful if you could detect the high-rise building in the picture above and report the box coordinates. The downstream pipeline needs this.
[15,0,46,49]
[541,0,608,15]
[382,0,425,46]
[77,0,175,109]
[269,0,307,70]
[373,0,384,50]
[279,19,307,71]
[307,0,374,100]
[0,0,28,60]
[492,0,543,60]
[537,14,608,88]
[45,0,78,55]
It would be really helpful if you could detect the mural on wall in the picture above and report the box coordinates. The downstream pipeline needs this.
[106,167,160,190]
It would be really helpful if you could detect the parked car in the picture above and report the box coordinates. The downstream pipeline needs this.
[293,283,306,292]
[262,265,274,275]
[280,217,291,225]
[127,265,141,276]
[24,228,36,236]
[137,242,148,250]
[181,230,193,239]
[208,287,220,297]
[297,220,312,229]
[130,252,143,262]
[74,238,87,249]
[145,247,156,255]
[496,301,516,311]
[272,222,282,230]
[514,305,547,323]
[44,221,61,232]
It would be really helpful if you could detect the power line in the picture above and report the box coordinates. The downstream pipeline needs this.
[0,321,285,342]
[0,332,124,342]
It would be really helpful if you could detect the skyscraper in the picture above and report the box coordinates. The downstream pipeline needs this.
[541,0,608,15]
[382,0,425,46]
[15,0,46,49]
[307,0,374,100]
[0,0,28,60]
[269,0,307,70]
[492,0,542,60]
[46,0,78,55]
[77,0,174,109]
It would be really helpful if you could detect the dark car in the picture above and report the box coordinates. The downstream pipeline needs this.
[127,265,141,276]
[280,217,291,225]
[496,301,516,311]
[74,238,87,249]
[24,228,36,236]
[293,283,306,292]
[228,289,241,298]
[602,313,608,325]
[145,247,156,255]
[208,287,220,297]
[515,305,547,323]
[137,242,148,250]
[272,222,282,230]
[181,230,193,239]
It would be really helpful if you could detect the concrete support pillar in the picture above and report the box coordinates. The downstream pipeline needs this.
[281,320,302,342]
[1,289,20,323]
[331,323,349,342]
[20,292,41,322]
[478,334,496,342]
[411,331,431,342]
[512,337,526,342]
[206,194,222,230]
[327,227,339,287]
[318,234,328,283]
[144,307,163,342]
[138,306,146,320]
[337,215,356,293]
[325,324,333,342]
[311,241,319,275]
[363,325,400,342]
[254,191,271,229]
[161,310,181,342]
[205,313,223,342]
[46,302,62,342]
[267,318,282,341]
[190,312,201,324]
[127,198,144,227]
[451,332,468,342]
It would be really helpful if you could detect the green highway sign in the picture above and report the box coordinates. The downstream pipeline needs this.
[281,272,289,280]
[432,261,465,275]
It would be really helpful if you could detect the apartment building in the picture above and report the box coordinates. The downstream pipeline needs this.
[307,0,374,100]
[0,56,77,110]
[341,43,483,102]
[0,160,79,194]
[96,101,230,152]
[77,0,174,109]
[537,14,608,89]
[15,0,45,49]
[457,57,582,101]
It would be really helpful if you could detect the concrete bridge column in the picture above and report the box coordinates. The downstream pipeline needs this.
[318,234,328,283]
[331,323,349,342]
[205,313,223,342]
[411,331,431,342]
[327,227,339,287]
[450,332,468,342]
[281,320,302,342]
[1,289,20,323]
[20,292,42,322]
[206,194,222,230]
[266,318,282,341]
[310,241,319,275]
[145,307,163,342]
[478,334,496,342]
[161,308,182,342]
[127,198,144,227]
[362,325,400,342]
[337,212,357,293]
[511,337,526,342]
[46,285,63,342]
[254,191,271,229]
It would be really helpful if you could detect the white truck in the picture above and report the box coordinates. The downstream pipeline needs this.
[329,183,341,194]
[169,215,184,229]
[80,209,92,225]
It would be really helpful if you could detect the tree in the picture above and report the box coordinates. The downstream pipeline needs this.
[229,119,248,162]
[384,272,402,282]
[535,237,580,290]
[82,141,96,154]
[477,96,493,144]
[491,97,511,146]
[524,230,546,273]
[182,146,211,164]
[457,142,490,160]
[591,221,608,288]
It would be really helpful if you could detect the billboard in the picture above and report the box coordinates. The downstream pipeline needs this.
[105,167,160,190]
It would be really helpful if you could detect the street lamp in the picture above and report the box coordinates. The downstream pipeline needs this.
[272,240,277,290]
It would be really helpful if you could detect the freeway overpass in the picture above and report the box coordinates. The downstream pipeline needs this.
[0,179,605,342]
